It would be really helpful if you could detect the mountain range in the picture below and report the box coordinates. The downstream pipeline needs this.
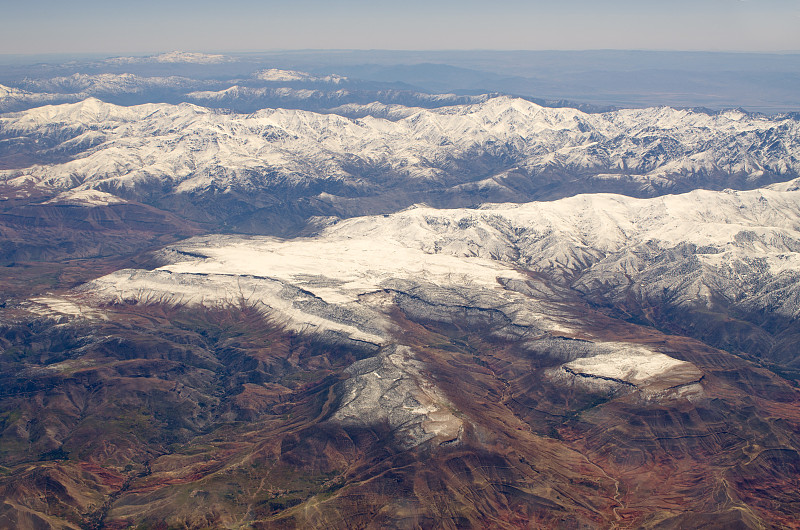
[0,58,799,529]
[2,96,798,234]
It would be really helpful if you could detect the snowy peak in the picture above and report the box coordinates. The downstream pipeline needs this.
[152,51,232,63]
[73,183,800,416]
[59,184,799,426]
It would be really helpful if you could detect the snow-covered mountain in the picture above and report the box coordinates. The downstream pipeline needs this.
[30,185,789,398]
[42,186,776,438]
[0,83,80,112]
[252,69,348,84]
[19,73,208,95]
[4,68,492,114]
[2,97,798,229]
[104,51,235,65]
[185,85,492,114]
[119,185,800,305]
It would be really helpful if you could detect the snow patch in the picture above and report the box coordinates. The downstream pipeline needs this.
[562,344,689,385]
[26,296,107,321]
[550,343,704,400]
[332,345,462,448]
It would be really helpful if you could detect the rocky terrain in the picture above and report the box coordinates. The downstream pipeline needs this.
[0,59,799,529]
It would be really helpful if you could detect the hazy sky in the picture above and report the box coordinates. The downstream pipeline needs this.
[3,0,799,55]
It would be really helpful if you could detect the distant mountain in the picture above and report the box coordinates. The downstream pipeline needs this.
[18,73,208,95]
[183,85,493,113]
[1,69,494,113]
[252,68,348,84]
[105,50,236,65]
[3,50,798,111]
[0,83,80,112]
